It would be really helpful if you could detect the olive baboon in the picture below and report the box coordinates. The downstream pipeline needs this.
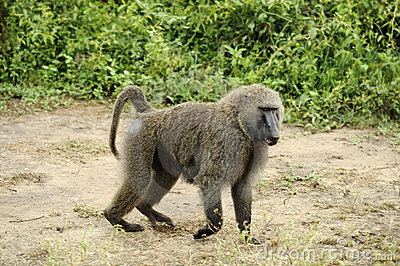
[104,84,284,241]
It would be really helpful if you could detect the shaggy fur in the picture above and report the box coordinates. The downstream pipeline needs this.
[104,84,284,241]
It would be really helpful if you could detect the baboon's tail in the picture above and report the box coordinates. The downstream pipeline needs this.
[109,85,154,159]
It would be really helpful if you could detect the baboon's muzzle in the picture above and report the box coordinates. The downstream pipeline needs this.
[265,137,279,146]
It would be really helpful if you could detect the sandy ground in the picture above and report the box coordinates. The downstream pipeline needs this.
[0,104,399,264]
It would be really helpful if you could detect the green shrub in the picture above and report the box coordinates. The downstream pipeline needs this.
[1,0,399,130]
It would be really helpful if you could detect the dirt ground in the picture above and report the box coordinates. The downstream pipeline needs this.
[0,104,399,265]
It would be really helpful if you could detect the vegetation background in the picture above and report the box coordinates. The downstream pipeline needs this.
[1,0,399,131]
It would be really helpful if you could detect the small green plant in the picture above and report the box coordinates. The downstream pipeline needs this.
[348,135,368,145]
[50,202,61,217]
[73,204,103,219]
[283,171,322,183]
[48,138,108,160]
[256,179,269,191]
[97,224,126,264]
[0,171,46,186]
[80,223,93,262]
[43,238,75,264]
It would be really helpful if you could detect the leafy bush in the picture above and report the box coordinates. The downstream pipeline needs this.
[1,0,399,130]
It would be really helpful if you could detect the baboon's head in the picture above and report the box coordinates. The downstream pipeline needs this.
[222,84,284,146]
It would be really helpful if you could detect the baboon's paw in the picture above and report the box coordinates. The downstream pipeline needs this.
[193,227,215,239]
[104,210,144,232]
[153,213,174,226]
[122,223,144,232]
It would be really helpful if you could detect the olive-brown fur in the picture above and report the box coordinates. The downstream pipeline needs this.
[104,84,284,241]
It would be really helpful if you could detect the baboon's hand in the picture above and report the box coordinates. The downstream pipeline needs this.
[193,226,216,239]
[240,230,263,245]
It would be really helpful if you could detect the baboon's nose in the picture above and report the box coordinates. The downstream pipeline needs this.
[265,137,279,146]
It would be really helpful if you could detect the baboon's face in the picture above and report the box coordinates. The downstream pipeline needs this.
[258,107,280,146]
[238,88,283,146]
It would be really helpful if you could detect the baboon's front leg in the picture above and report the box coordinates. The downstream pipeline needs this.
[193,188,223,239]
[231,178,260,244]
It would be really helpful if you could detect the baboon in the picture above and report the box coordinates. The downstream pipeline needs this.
[104,84,284,241]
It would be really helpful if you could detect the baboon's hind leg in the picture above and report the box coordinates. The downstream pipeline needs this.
[105,130,158,231]
[137,169,178,227]
[104,178,144,232]
[137,207,175,228]
[151,209,174,226]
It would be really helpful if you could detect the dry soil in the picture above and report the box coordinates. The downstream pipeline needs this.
[0,104,399,264]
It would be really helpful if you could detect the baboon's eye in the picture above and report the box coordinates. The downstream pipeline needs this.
[259,107,277,112]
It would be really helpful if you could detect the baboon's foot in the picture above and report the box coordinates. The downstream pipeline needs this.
[104,210,144,232]
[136,206,157,228]
[152,210,174,226]
[239,224,261,244]
[117,219,145,232]
[137,207,174,227]
[193,224,220,239]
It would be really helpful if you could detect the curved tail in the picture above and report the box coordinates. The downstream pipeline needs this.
[109,85,154,159]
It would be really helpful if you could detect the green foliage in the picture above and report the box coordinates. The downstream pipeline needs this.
[1,0,399,130]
